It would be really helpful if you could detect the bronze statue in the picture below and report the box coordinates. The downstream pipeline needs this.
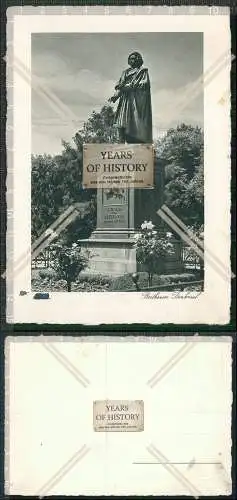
[109,52,153,144]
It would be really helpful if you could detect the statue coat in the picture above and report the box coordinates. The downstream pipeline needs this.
[113,66,153,144]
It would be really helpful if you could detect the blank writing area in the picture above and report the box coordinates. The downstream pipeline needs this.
[5,337,232,496]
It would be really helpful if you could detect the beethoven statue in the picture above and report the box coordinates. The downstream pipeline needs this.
[109,51,153,144]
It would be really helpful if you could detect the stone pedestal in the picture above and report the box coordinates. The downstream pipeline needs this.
[80,154,183,276]
[80,187,138,275]
[82,238,137,276]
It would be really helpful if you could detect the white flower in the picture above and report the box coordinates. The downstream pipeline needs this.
[134,233,140,240]
[141,220,148,230]
[141,220,155,231]
[146,221,155,230]
[72,243,78,248]
[166,232,172,238]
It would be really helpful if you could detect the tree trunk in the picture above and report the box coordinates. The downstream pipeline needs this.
[67,281,72,292]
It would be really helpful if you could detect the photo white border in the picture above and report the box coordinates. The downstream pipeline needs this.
[7,8,232,324]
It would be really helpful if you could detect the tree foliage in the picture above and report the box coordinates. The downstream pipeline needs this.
[156,124,204,230]
[32,110,204,246]
[31,105,116,242]
[77,105,117,144]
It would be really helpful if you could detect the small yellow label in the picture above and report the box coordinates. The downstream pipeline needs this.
[93,400,144,432]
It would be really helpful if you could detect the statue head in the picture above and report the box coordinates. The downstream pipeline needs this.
[128,52,143,69]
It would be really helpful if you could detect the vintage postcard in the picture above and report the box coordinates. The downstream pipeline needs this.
[5,335,232,495]
[6,6,232,324]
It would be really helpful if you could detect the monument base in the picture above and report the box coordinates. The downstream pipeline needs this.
[80,234,184,277]
[80,143,184,278]
[80,234,137,276]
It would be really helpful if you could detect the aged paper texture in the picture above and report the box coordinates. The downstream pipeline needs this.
[5,336,232,495]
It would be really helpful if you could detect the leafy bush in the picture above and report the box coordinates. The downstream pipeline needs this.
[134,222,175,285]
[31,268,198,293]
[77,273,113,286]
[74,273,113,291]
[38,268,57,280]
[109,272,169,291]
[31,269,113,292]
[109,272,197,291]
[108,273,135,291]
[50,241,90,291]
[161,273,196,283]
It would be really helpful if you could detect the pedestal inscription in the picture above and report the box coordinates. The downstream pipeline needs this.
[102,188,128,229]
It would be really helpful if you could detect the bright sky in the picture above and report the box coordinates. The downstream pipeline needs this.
[32,32,203,155]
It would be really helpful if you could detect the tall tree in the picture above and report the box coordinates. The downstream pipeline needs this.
[156,124,204,229]
[31,105,116,242]
[77,105,117,144]
[31,154,59,239]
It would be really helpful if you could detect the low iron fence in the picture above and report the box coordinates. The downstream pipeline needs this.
[31,249,51,269]
[32,245,202,271]
[181,246,201,270]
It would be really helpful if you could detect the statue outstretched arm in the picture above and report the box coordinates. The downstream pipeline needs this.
[109,70,127,102]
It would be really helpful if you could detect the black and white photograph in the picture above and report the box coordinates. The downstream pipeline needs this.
[31,32,204,294]
[6,8,231,324]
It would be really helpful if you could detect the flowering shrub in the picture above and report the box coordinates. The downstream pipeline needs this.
[134,221,175,286]
[49,241,90,292]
